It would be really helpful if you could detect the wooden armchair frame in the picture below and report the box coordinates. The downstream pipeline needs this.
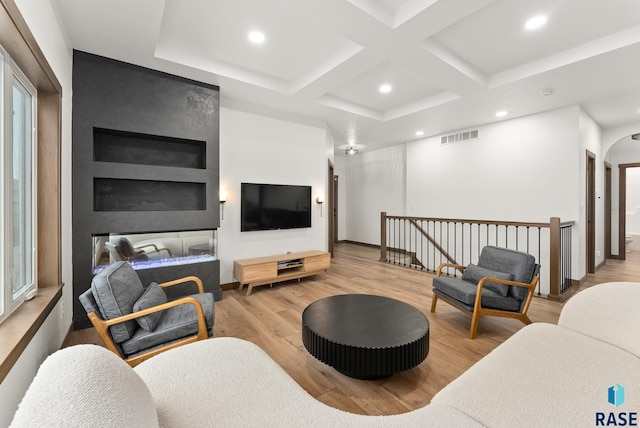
[431,263,540,339]
[86,276,208,366]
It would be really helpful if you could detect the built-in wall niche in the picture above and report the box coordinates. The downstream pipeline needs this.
[93,128,206,169]
[94,178,206,211]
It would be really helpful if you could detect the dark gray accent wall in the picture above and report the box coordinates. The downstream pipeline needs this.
[72,51,220,328]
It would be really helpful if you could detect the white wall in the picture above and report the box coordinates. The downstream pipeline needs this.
[338,145,406,245]
[407,106,580,222]
[0,0,74,426]
[336,106,602,293]
[218,107,329,284]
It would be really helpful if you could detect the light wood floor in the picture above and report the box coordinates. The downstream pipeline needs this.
[68,243,640,416]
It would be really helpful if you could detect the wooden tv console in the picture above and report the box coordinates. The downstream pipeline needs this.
[234,250,330,296]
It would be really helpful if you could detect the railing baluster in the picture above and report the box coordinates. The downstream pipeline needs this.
[505,225,508,248]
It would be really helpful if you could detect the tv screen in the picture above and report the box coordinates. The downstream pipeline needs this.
[241,183,312,231]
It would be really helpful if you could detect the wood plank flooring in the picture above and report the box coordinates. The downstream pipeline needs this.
[67,243,640,416]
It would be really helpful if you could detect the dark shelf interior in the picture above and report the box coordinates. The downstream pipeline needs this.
[94,128,206,169]
[94,178,206,211]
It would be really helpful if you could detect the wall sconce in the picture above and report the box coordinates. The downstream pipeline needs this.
[219,188,227,220]
[316,194,324,217]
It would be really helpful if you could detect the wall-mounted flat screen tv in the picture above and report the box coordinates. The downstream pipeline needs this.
[241,183,312,231]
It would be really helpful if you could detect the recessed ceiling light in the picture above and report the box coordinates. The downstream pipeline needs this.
[525,15,547,30]
[496,110,508,117]
[379,84,392,94]
[415,130,424,136]
[248,31,265,44]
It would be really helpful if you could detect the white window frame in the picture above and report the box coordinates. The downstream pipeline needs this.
[0,45,38,324]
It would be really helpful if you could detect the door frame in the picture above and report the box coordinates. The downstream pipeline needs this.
[586,150,596,274]
[328,161,335,257]
[618,162,640,259]
[604,162,611,259]
[333,175,339,245]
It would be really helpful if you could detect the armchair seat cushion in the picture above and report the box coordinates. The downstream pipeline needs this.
[433,277,521,312]
[121,293,214,356]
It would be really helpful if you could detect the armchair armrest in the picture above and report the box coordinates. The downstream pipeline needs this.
[477,276,537,291]
[159,275,204,293]
[135,243,173,257]
[436,263,466,277]
[473,274,540,313]
[135,243,159,251]
[102,296,206,329]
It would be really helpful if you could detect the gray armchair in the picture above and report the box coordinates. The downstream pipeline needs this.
[79,261,214,366]
[430,246,540,339]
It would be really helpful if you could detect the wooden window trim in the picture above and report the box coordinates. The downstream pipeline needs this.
[0,0,63,383]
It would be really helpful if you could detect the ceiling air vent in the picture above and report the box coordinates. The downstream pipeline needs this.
[441,129,479,145]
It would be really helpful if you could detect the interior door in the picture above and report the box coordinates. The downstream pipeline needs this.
[605,162,611,259]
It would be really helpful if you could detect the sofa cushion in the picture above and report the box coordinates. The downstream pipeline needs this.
[558,281,640,358]
[91,261,145,343]
[121,293,214,357]
[133,282,167,331]
[433,276,521,312]
[432,323,640,428]
[11,345,159,428]
[476,246,536,301]
[461,264,511,296]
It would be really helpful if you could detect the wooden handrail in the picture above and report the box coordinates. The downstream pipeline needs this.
[384,215,568,229]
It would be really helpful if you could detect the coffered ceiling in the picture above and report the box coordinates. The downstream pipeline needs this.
[54,0,640,154]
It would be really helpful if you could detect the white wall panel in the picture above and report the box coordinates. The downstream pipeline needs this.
[407,107,580,223]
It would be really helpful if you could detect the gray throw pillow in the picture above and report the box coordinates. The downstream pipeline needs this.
[133,282,167,331]
[461,264,512,297]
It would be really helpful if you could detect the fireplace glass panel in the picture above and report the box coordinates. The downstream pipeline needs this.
[92,229,217,275]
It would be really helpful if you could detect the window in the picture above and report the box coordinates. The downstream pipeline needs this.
[0,46,37,324]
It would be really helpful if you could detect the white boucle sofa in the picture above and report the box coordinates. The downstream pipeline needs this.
[11,282,640,427]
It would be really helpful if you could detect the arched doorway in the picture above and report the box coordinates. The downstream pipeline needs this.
[604,134,640,260]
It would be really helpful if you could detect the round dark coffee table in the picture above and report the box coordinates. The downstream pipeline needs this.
[302,294,429,379]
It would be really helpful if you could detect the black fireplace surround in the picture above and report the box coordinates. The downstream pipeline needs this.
[72,51,221,329]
